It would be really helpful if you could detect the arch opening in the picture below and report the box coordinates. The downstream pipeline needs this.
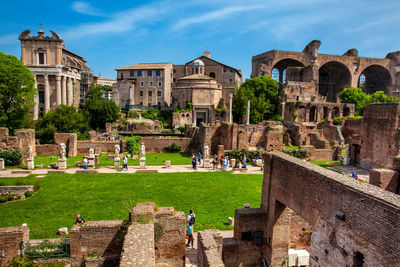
[272,58,304,84]
[358,65,391,94]
[332,107,340,119]
[309,106,318,122]
[319,61,351,102]
[209,72,216,78]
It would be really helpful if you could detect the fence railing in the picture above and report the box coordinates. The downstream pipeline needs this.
[24,238,70,259]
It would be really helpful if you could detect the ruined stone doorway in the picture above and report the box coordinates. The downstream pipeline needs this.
[196,112,206,126]
[351,144,361,165]
[323,106,329,119]
[359,65,391,94]
[271,201,311,267]
[332,107,340,119]
[309,106,317,122]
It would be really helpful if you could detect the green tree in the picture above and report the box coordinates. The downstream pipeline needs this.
[36,105,89,143]
[233,76,281,124]
[339,88,400,116]
[84,85,119,130]
[0,53,36,133]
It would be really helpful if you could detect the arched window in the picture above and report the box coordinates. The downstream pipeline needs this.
[271,68,279,82]
[209,72,216,78]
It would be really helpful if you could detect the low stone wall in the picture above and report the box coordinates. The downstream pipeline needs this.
[70,220,125,264]
[0,226,29,266]
[120,224,155,267]
[36,144,59,155]
[140,137,191,153]
[0,185,34,195]
[77,141,120,154]
[197,230,224,267]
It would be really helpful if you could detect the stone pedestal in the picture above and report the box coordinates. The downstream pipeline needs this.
[27,159,34,170]
[230,159,236,168]
[58,158,67,170]
[165,160,171,168]
[0,158,4,171]
[203,158,210,168]
[140,158,146,169]
[88,156,95,169]
[114,158,120,169]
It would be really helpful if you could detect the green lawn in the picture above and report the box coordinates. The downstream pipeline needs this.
[309,160,343,168]
[17,152,191,169]
[0,172,262,239]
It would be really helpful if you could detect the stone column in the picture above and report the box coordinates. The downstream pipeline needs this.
[56,75,62,106]
[62,76,67,104]
[44,74,50,113]
[246,100,250,125]
[33,75,39,120]
[67,77,73,105]
[192,108,196,127]
[228,93,233,123]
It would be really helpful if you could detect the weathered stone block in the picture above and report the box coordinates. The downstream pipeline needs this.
[369,168,399,193]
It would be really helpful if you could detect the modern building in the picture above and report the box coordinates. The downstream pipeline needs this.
[19,29,91,118]
[97,73,117,87]
[114,63,173,110]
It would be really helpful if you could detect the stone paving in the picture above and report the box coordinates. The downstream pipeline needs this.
[0,164,263,177]
[185,230,233,267]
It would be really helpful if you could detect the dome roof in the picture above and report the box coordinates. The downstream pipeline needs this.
[191,59,205,66]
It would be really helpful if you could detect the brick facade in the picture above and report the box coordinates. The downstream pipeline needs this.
[0,226,29,266]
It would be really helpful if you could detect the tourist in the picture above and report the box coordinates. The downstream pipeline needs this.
[121,155,128,172]
[352,171,356,180]
[83,156,88,170]
[198,152,202,165]
[243,161,247,168]
[187,209,196,226]
[75,213,85,225]
[355,173,358,180]
[237,162,242,168]
[186,222,194,248]
[212,155,218,170]
[192,154,197,170]
[243,154,247,164]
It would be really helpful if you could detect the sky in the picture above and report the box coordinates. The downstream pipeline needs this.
[0,0,399,79]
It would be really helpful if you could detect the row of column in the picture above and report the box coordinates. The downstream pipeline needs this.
[33,74,76,119]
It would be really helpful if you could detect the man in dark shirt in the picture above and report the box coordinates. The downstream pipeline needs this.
[75,213,85,225]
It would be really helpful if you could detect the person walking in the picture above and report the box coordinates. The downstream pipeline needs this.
[192,154,197,170]
[198,152,202,165]
[186,222,194,248]
[121,155,128,172]
[187,209,196,226]
[212,155,218,170]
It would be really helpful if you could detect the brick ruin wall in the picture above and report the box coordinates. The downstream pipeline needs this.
[197,230,224,267]
[70,220,125,265]
[260,152,400,267]
[0,128,36,164]
[0,226,29,266]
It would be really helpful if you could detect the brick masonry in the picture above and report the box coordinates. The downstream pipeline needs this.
[260,152,400,267]
[0,226,29,266]
[197,230,224,267]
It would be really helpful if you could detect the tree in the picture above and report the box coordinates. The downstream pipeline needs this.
[233,76,281,124]
[84,85,119,130]
[36,105,89,143]
[0,53,36,133]
[339,88,400,116]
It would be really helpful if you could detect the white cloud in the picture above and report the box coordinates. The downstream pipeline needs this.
[172,4,264,31]
[72,1,105,17]
[0,34,18,45]
[64,1,173,39]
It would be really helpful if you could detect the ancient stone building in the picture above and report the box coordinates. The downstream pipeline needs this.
[114,63,173,109]
[19,29,91,118]
[252,40,400,100]
[197,152,400,267]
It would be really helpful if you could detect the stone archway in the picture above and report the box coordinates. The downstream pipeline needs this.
[358,65,392,94]
[323,106,330,119]
[209,72,216,78]
[319,61,351,102]
[332,107,340,119]
[343,106,351,117]
[272,58,304,85]
[309,106,318,122]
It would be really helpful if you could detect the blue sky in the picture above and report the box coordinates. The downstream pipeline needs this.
[0,0,399,79]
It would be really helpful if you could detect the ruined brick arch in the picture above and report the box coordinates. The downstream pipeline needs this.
[309,106,318,122]
[319,61,352,103]
[358,64,392,94]
[332,106,340,119]
[271,58,305,84]
[323,106,330,119]
[297,106,306,122]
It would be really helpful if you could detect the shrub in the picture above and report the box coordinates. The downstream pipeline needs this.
[332,116,362,126]
[225,149,261,162]
[33,181,41,191]
[270,115,283,122]
[128,110,139,119]
[178,126,185,133]
[15,180,25,185]
[24,191,33,198]
[0,181,6,186]
[125,136,142,154]
[282,149,308,158]
[165,143,181,153]
[0,149,22,166]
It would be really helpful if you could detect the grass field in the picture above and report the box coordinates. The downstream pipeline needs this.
[0,172,263,239]
[12,152,192,169]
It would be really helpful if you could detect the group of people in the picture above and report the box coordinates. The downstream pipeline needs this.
[191,152,202,170]
[352,171,359,180]
[80,154,129,171]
